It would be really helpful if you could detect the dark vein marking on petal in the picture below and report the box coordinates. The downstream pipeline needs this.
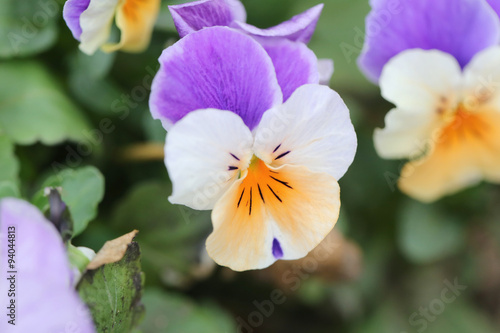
[273,144,281,153]
[270,176,293,189]
[257,184,265,204]
[249,187,253,215]
[267,185,282,202]
[275,151,290,160]
[230,153,240,161]
[237,188,245,207]
[228,166,238,171]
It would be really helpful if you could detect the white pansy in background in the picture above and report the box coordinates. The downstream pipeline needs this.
[374,47,500,202]
[63,0,160,55]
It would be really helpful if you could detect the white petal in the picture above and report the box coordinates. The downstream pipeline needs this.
[374,107,438,159]
[79,0,120,55]
[375,49,464,159]
[463,46,500,109]
[380,49,462,111]
[253,84,357,180]
[165,109,253,210]
[318,58,334,85]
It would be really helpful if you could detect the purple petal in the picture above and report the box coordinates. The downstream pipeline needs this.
[63,0,91,40]
[169,0,246,38]
[149,26,283,130]
[258,37,319,101]
[0,198,95,333]
[487,0,500,16]
[232,4,323,43]
[272,238,283,259]
[358,0,500,83]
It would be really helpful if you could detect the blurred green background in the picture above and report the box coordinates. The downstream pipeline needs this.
[1,0,500,332]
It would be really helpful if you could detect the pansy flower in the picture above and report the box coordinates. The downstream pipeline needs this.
[0,198,95,332]
[374,47,500,202]
[358,0,500,83]
[168,0,332,99]
[63,0,160,55]
[149,27,357,271]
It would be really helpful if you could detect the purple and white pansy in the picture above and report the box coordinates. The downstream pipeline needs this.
[149,26,357,271]
[0,198,95,332]
[63,0,160,55]
[358,0,500,83]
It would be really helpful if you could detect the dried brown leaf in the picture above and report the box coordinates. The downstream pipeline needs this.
[87,230,138,270]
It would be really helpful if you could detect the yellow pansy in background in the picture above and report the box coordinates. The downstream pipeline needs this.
[63,0,160,55]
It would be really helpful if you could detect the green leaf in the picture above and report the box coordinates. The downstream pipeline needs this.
[139,288,235,333]
[0,134,19,198]
[0,0,59,58]
[33,166,105,237]
[426,300,498,333]
[0,61,91,145]
[0,181,20,199]
[110,181,211,287]
[67,49,124,115]
[398,200,465,264]
[78,241,145,333]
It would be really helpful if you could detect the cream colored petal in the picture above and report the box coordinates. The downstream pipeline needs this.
[79,0,120,55]
[103,0,160,53]
[375,49,464,159]
[398,110,500,202]
[374,107,439,159]
[380,49,462,111]
[463,46,500,110]
[207,162,340,271]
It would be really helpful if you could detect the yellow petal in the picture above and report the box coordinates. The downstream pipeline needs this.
[103,0,160,53]
[207,160,341,271]
[399,109,500,202]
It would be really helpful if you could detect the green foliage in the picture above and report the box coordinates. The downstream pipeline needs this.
[0,134,19,198]
[33,166,105,237]
[398,200,466,264]
[139,288,236,333]
[0,0,59,58]
[0,61,91,145]
[110,181,211,286]
[78,242,145,333]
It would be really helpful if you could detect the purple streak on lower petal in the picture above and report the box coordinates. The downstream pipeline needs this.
[258,37,319,101]
[169,0,247,38]
[358,0,500,83]
[149,27,282,130]
[232,4,323,43]
[0,198,95,333]
[272,238,283,259]
[63,0,91,40]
